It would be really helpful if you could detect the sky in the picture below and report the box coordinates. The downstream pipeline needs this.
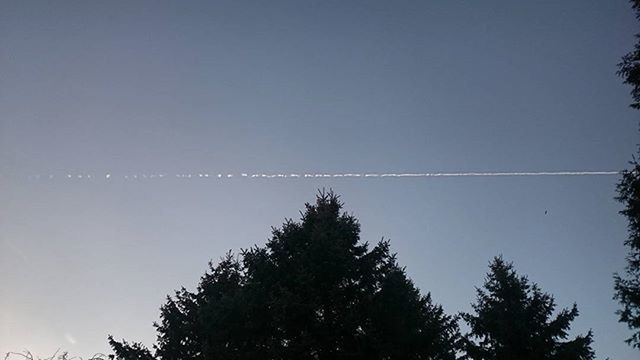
[0,0,639,358]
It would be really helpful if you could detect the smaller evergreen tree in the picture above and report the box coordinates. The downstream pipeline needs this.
[461,257,595,360]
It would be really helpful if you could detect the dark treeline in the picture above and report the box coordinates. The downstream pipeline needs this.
[108,191,595,360]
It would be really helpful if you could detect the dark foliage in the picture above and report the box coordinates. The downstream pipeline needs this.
[108,190,460,359]
[461,257,595,360]
[107,336,154,360]
[618,0,640,109]
[614,0,640,349]
[614,158,640,348]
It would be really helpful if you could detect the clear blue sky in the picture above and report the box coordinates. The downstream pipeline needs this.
[1,0,638,358]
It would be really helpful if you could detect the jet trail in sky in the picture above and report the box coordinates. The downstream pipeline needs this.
[20,170,622,181]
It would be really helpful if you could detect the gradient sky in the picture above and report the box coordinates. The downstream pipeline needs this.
[1,0,639,358]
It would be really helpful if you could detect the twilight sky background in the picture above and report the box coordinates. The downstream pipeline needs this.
[1,0,639,358]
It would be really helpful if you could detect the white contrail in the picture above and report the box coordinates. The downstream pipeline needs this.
[21,170,621,181]
[369,171,621,177]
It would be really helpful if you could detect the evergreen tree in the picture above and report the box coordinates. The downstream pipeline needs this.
[614,159,640,349]
[618,0,640,109]
[614,0,640,349]
[461,257,594,360]
[109,190,459,359]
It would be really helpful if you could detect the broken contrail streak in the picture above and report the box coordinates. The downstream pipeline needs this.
[160,171,622,178]
[20,170,622,181]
